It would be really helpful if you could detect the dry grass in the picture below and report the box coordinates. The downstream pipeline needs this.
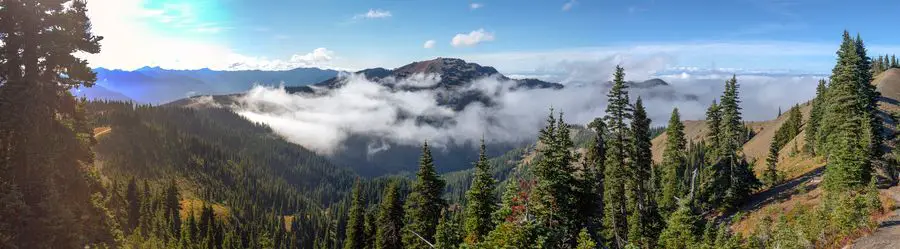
[179,198,231,223]
[731,182,824,235]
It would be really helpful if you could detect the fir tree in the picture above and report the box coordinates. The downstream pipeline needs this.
[805,79,827,155]
[127,177,142,234]
[344,180,366,249]
[626,98,662,248]
[657,201,699,249]
[376,182,404,249]
[763,140,783,187]
[576,228,598,249]
[660,108,687,215]
[530,110,579,246]
[403,142,447,249]
[577,118,606,241]
[704,101,722,161]
[819,31,874,192]
[434,211,462,249]
[603,65,632,248]
[463,139,497,245]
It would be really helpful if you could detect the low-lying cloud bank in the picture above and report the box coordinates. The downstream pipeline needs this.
[229,68,822,155]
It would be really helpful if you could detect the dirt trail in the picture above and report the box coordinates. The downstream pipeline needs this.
[93,127,112,138]
[851,187,900,249]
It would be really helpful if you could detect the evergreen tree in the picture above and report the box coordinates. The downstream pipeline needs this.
[704,101,722,161]
[403,143,447,249]
[819,31,875,192]
[763,140,783,187]
[603,65,632,248]
[805,79,827,155]
[344,180,366,249]
[660,108,687,215]
[577,118,606,242]
[576,228,598,249]
[626,98,662,248]
[376,182,404,249]
[657,201,699,249]
[434,211,462,249]
[705,76,760,210]
[0,0,110,246]
[462,140,497,245]
[530,110,580,246]
[127,177,142,234]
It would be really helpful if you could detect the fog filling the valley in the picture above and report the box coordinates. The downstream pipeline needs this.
[230,62,822,155]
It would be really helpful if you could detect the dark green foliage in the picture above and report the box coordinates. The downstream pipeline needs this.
[657,201,699,249]
[660,108,687,215]
[626,98,662,248]
[434,210,462,249]
[127,177,142,234]
[376,182,405,249]
[577,118,606,242]
[819,31,876,192]
[762,140,784,187]
[403,143,447,249]
[804,79,827,155]
[772,104,802,152]
[530,110,580,246]
[603,66,632,248]
[462,140,498,245]
[0,0,116,247]
[702,76,761,210]
[344,180,366,249]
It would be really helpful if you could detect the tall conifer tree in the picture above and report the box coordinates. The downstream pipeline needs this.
[463,139,498,245]
[403,142,447,249]
[602,65,632,248]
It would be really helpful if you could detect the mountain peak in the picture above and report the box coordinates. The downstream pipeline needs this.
[391,57,500,86]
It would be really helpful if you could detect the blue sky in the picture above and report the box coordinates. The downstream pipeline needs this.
[83,0,900,77]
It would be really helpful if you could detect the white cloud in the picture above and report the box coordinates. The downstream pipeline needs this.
[231,60,820,155]
[451,29,495,47]
[470,3,484,10]
[423,40,436,49]
[355,9,392,19]
[562,0,577,11]
[290,48,335,64]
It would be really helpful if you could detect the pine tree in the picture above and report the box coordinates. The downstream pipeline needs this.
[462,139,497,245]
[434,211,462,249]
[805,79,827,155]
[705,76,760,210]
[603,65,632,248]
[403,142,447,249]
[577,118,606,242]
[626,98,662,248]
[344,180,366,249]
[576,228,598,249]
[660,108,687,215]
[763,140,783,187]
[0,0,109,246]
[127,177,142,234]
[376,182,404,249]
[657,201,699,249]
[819,31,875,192]
[704,101,722,161]
[530,110,580,246]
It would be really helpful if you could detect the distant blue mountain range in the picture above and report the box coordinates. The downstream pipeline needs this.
[73,66,340,104]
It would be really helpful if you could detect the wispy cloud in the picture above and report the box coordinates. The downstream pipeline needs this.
[562,0,577,11]
[470,3,484,10]
[423,40,436,49]
[354,9,392,19]
[451,29,495,47]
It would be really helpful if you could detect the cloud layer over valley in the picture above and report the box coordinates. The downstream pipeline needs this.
[229,63,823,156]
